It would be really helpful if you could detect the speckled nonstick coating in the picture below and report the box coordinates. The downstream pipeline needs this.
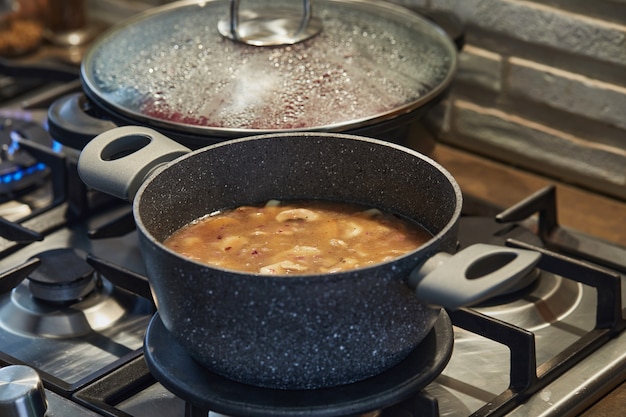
[130,132,461,390]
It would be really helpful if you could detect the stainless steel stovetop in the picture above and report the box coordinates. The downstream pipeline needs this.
[0,101,625,417]
[1,2,625,414]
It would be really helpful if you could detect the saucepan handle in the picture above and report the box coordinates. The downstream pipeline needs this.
[217,0,322,46]
[408,243,541,310]
[77,126,190,201]
[47,93,118,150]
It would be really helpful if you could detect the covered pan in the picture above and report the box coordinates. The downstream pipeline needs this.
[49,0,458,150]
[77,127,541,390]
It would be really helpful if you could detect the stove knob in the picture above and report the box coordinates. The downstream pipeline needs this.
[0,365,48,417]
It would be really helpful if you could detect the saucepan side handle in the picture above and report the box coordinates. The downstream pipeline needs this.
[47,93,118,149]
[77,126,191,201]
[408,243,541,310]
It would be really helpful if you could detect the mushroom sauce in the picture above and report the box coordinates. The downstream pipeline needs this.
[163,200,432,275]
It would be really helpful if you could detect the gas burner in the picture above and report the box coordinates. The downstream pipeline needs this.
[0,116,58,196]
[474,271,584,331]
[27,248,97,302]
[0,248,137,338]
[144,311,453,417]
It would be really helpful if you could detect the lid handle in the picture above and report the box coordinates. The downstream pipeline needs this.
[217,0,322,46]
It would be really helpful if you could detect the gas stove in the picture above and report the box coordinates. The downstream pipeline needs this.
[1,3,626,415]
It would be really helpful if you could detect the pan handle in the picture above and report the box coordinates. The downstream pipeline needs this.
[408,244,541,310]
[47,93,117,149]
[217,0,322,46]
[77,126,190,201]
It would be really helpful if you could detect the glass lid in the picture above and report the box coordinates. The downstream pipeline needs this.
[81,0,457,134]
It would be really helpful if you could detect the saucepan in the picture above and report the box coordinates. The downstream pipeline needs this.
[77,127,540,390]
[49,0,458,151]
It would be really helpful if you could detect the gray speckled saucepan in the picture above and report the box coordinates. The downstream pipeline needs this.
[77,127,540,390]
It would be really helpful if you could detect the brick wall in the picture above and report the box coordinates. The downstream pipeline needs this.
[392,0,626,200]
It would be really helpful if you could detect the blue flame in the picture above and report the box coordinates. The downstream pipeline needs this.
[1,163,46,184]
[1,137,60,186]
[8,132,20,157]
[52,140,62,152]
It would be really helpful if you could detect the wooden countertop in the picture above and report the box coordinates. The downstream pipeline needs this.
[431,143,626,416]
[431,144,626,247]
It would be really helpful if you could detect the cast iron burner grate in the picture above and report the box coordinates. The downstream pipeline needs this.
[143,310,453,417]
[0,127,129,257]
[495,185,626,274]
[445,238,625,417]
[0,250,154,395]
[0,116,54,196]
